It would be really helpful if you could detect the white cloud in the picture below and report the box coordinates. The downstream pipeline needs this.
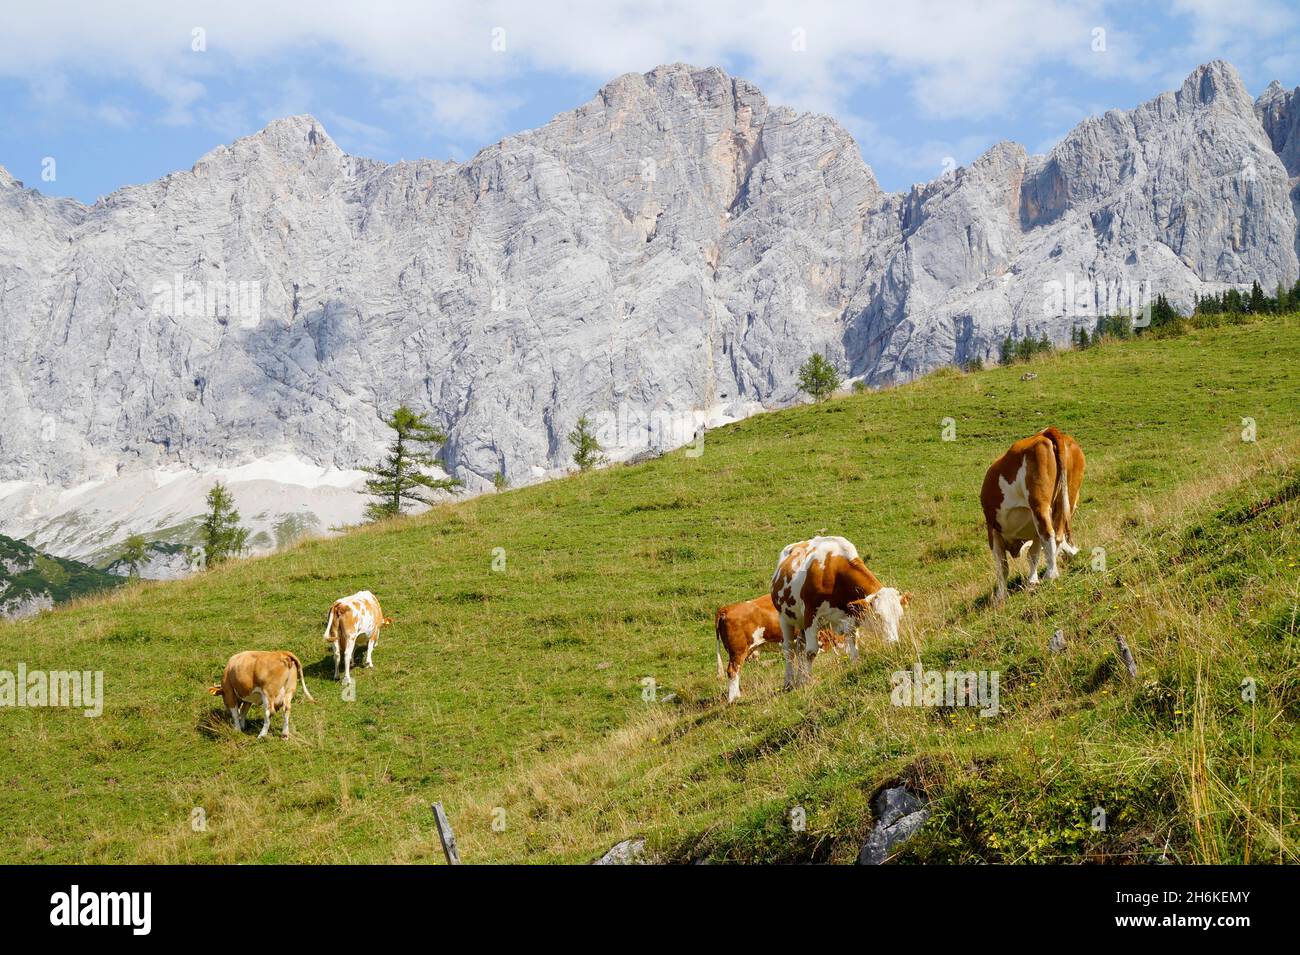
[1168,0,1300,85]
[2,0,1294,151]
[323,112,391,157]
[384,82,524,144]
[0,1,1135,126]
[94,104,134,127]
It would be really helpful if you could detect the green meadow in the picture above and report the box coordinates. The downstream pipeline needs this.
[2,314,1297,863]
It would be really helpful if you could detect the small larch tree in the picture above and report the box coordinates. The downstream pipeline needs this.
[120,534,148,579]
[798,353,841,402]
[200,482,249,568]
[362,405,462,522]
[569,414,606,472]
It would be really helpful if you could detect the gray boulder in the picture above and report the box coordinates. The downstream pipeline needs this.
[859,786,930,865]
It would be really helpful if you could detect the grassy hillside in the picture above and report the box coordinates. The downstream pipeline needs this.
[0,533,121,619]
[2,315,1297,864]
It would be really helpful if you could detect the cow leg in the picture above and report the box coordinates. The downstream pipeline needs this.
[1043,533,1059,580]
[332,640,341,680]
[800,626,819,686]
[1032,507,1059,581]
[229,706,243,731]
[364,634,376,668]
[1058,514,1079,558]
[780,618,798,691]
[990,534,1009,603]
[257,688,272,738]
[281,700,292,738]
[343,635,356,684]
[1026,538,1042,585]
[726,654,742,703]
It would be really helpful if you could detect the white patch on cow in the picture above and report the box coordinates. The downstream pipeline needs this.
[229,706,243,730]
[726,674,740,702]
[995,461,1035,541]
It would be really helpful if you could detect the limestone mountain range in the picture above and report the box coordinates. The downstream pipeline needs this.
[0,58,1296,575]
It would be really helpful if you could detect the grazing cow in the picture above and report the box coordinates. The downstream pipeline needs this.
[715,593,845,703]
[208,650,314,738]
[770,536,911,689]
[323,591,392,684]
[980,426,1085,603]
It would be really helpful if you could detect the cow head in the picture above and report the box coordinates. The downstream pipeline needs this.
[849,588,910,643]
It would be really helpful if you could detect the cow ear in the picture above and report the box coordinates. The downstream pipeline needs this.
[900,591,913,608]
[853,593,878,610]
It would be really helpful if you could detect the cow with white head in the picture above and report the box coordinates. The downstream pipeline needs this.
[770,535,911,689]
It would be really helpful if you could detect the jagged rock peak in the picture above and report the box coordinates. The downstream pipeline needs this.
[1178,59,1252,111]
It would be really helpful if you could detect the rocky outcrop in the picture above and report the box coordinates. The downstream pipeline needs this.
[592,838,648,865]
[0,533,119,619]
[1257,80,1300,177]
[858,786,930,864]
[1,60,1296,566]
[0,591,54,622]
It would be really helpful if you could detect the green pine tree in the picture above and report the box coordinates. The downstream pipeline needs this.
[120,534,148,579]
[361,406,462,522]
[998,336,1014,365]
[1248,281,1266,314]
[1149,293,1180,329]
[797,353,841,402]
[200,482,249,568]
[569,414,606,472]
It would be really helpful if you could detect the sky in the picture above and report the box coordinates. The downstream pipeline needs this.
[2,0,1298,203]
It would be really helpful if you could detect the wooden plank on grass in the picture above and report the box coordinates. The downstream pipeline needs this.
[432,802,462,865]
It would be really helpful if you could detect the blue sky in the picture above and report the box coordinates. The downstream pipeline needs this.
[3,0,1298,203]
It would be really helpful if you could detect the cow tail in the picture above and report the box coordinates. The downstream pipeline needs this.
[1047,429,1071,535]
[323,605,337,644]
[287,652,315,702]
[715,611,726,681]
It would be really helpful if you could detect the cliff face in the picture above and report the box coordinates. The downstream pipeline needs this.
[1,60,1296,566]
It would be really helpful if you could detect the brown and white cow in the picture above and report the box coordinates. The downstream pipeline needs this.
[980,426,1085,603]
[770,536,911,690]
[208,650,314,738]
[715,593,845,703]
[323,591,393,684]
